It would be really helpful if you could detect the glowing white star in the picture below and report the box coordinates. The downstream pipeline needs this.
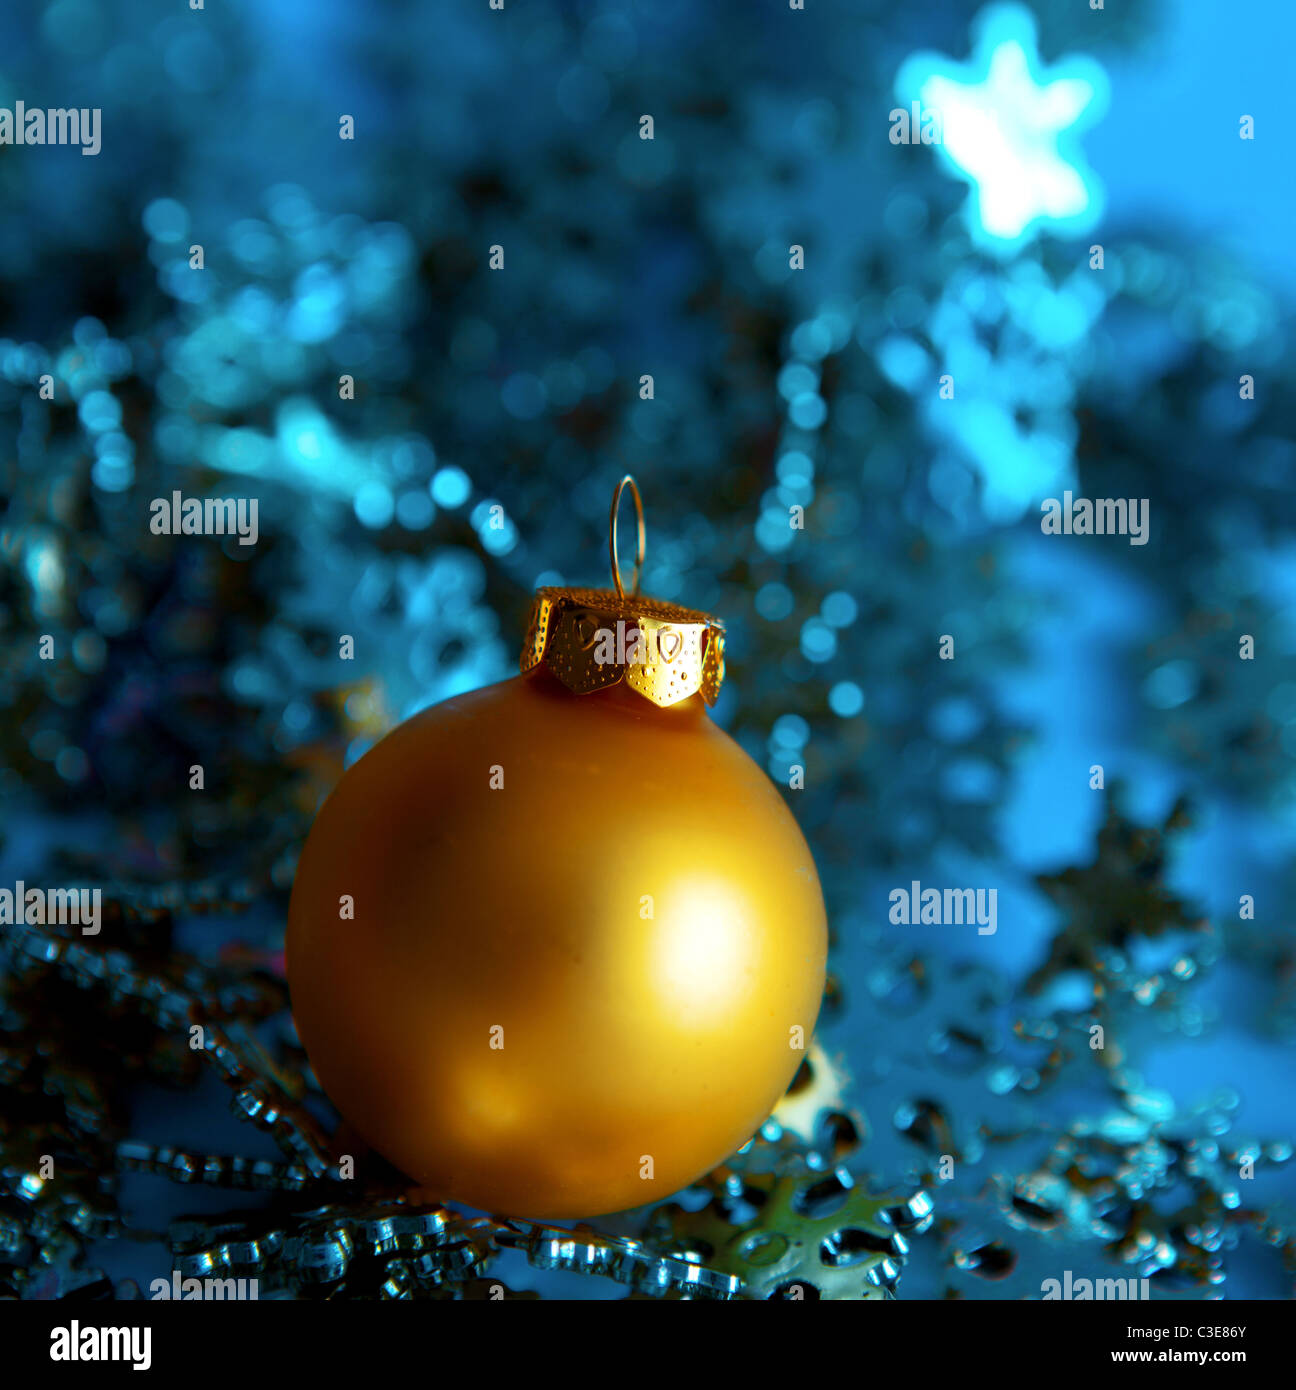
[896,3,1108,250]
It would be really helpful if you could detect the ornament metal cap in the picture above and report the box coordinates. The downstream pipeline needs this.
[520,476,726,708]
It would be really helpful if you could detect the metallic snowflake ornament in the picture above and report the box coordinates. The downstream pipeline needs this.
[895,3,1109,251]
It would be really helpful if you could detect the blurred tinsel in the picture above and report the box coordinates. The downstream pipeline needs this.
[1,0,1294,1298]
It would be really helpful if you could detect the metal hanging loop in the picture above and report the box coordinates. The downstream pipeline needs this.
[609,475,645,601]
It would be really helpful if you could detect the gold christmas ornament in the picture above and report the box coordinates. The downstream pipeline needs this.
[287,478,829,1218]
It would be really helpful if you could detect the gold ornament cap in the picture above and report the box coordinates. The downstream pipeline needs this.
[519,477,726,708]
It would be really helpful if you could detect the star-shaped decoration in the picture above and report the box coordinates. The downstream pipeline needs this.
[1028,785,1209,997]
[895,3,1109,251]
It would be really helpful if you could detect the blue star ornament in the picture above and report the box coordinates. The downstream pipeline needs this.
[895,3,1109,252]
